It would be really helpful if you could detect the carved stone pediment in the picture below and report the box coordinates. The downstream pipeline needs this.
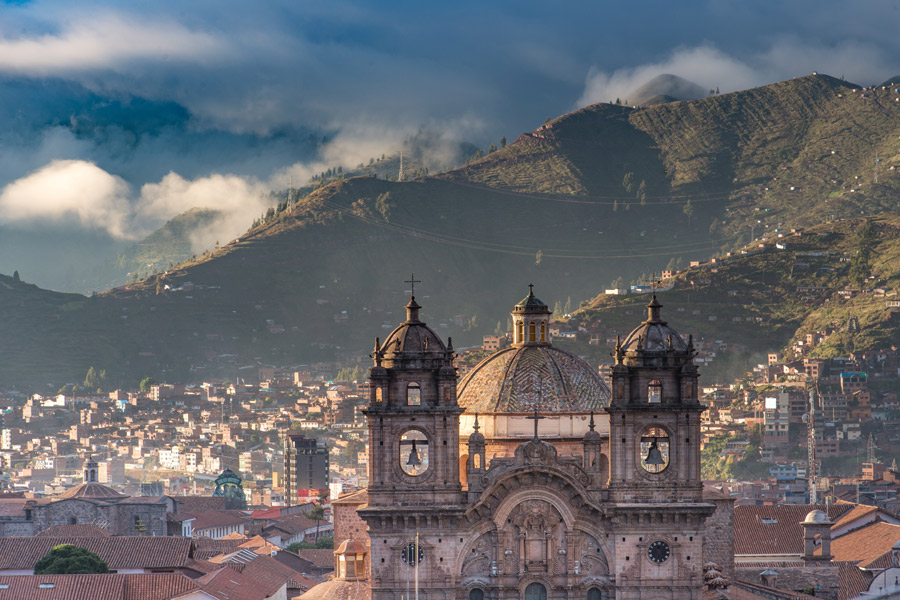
[480,439,590,489]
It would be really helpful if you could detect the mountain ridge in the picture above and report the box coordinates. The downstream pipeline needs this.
[3,74,900,389]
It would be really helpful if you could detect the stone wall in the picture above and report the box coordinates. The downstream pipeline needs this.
[332,493,370,577]
[0,518,35,536]
[702,495,735,581]
[735,564,839,600]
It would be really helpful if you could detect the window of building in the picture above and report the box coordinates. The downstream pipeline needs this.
[529,322,536,342]
[407,383,421,406]
[69,517,77,525]
[375,387,383,403]
[517,321,524,342]
[525,583,547,600]
[469,590,485,600]
[540,323,546,342]
[648,380,662,404]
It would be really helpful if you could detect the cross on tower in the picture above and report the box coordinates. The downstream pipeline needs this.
[526,409,545,441]
[405,273,421,298]
[528,283,534,295]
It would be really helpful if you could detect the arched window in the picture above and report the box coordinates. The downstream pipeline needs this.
[517,321,524,343]
[525,583,547,600]
[399,430,429,476]
[473,454,481,469]
[407,383,421,406]
[469,589,485,600]
[648,379,662,404]
[587,588,602,600]
[640,426,670,473]
[375,387,383,403]
[529,322,536,342]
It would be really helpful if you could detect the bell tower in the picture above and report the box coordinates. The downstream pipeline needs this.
[360,282,466,599]
[607,295,704,503]
[606,296,713,600]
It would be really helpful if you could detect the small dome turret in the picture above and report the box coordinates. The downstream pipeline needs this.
[511,284,552,347]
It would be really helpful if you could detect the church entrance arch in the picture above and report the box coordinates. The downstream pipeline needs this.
[524,583,547,600]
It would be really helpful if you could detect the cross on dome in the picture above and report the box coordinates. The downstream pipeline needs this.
[405,273,421,298]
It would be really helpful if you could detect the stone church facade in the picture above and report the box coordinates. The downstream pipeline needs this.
[334,290,733,600]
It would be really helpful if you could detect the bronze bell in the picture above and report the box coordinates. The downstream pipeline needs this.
[406,440,422,467]
[644,439,666,465]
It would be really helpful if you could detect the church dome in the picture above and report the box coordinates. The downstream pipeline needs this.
[620,295,687,354]
[377,297,449,368]
[457,345,610,413]
[56,482,126,501]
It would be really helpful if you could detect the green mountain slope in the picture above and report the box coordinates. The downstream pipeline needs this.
[560,216,900,382]
[3,74,900,389]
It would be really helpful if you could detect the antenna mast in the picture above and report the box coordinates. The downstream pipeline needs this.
[808,388,818,504]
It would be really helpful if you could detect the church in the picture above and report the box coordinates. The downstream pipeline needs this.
[303,288,734,600]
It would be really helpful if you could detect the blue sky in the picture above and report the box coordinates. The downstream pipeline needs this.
[0,0,898,287]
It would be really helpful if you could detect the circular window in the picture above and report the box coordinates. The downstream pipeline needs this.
[639,426,670,473]
[399,430,429,476]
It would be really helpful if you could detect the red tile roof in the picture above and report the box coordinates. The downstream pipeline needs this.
[735,504,854,557]
[35,524,111,538]
[293,549,335,569]
[187,510,251,531]
[831,521,900,568]
[837,561,874,600]
[0,573,198,600]
[0,536,194,571]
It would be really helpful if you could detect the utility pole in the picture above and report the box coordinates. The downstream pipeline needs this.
[807,389,818,504]
[398,151,404,182]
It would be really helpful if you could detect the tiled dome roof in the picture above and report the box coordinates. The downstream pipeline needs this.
[457,345,610,414]
[56,482,126,501]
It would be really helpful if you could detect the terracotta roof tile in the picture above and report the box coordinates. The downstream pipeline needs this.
[35,524,111,538]
[0,536,194,571]
[734,504,854,557]
[831,521,900,568]
[0,573,198,600]
[293,549,335,569]
[837,561,873,600]
[186,509,251,531]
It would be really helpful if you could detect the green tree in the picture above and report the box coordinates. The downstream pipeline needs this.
[622,172,634,193]
[34,544,109,575]
[139,377,155,393]
[12,270,20,283]
[500,136,507,148]
[637,180,647,205]
[683,200,695,226]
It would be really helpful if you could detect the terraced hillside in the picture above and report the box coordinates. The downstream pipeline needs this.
[3,74,900,389]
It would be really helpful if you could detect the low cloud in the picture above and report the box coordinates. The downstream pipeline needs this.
[137,172,271,251]
[0,14,227,75]
[0,160,132,237]
[577,41,894,108]
[0,161,271,254]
